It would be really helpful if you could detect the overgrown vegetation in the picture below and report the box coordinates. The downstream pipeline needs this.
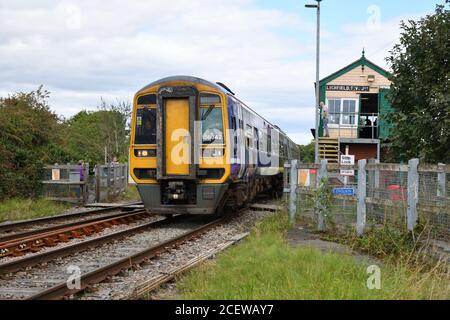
[298,141,314,163]
[386,1,450,163]
[0,87,69,199]
[0,198,70,222]
[0,87,131,200]
[65,99,131,165]
[115,185,141,202]
[179,212,449,300]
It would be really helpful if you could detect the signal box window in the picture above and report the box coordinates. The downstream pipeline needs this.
[200,94,223,144]
[135,108,156,144]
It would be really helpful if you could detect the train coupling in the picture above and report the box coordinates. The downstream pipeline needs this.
[166,181,186,200]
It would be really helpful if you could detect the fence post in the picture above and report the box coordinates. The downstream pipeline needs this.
[95,165,100,203]
[437,163,446,203]
[317,159,327,231]
[82,163,89,204]
[357,159,367,236]
[374,159,380,198]
[107,162,112,202]
[289,160,298,224]
[407,158,419,231]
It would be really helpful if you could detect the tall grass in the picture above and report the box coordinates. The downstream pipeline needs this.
[0,198,70,222]
[179,212,450,300]
[113,185,141,202]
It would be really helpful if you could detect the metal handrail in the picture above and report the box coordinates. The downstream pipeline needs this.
[324,112,379,139]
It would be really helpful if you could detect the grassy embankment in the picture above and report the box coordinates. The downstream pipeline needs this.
[178,212,449,300]
[0,185,141,223]
[0,198,70,222]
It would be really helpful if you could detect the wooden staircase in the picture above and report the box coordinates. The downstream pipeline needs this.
[318,138,339,163]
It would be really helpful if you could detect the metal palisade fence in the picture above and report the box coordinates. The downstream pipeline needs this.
[42,163,128,204]
[285,159,449,242]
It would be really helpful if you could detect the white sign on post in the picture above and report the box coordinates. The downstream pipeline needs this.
[340,155,355,176]
[52,168,61,181]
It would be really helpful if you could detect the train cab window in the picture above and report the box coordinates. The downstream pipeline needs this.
[200,94,223,144]
[135,108,156,144]
[137,94,157,105]
[267,134,272,155]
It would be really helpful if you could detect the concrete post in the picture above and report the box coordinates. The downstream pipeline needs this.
[317,159,327,231]
[374,159,380,198]
[107,163,112,202]
[407,158,419,231]
[437,163,446,203]
[289,160,298,224]
[95,164,100,203]
[357,159,367,236]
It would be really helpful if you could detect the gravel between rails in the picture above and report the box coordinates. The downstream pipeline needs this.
[0,216,213,300]
[77,207,279,300]
[0,214,162,265]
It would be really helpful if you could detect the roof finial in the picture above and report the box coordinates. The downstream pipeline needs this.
[362,48,366,58]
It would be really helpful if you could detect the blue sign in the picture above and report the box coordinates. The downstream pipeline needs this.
[332,188,355,196]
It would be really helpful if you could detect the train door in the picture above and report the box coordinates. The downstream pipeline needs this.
[254,127,259,169]
[237,104,246,179]
[164,99,190,175]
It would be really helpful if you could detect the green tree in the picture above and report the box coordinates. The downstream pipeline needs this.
[0,87,69,199]
[65,100,131,165]
[298,141,315,163]
[386,2,450,163]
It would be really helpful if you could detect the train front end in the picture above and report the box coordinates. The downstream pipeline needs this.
[129,76,230,215]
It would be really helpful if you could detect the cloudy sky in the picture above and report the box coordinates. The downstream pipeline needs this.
[0,0,439,144]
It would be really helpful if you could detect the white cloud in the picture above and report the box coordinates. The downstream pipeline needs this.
[0,1,425,145]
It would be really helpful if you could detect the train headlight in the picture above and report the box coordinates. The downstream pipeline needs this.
[134,149,156,157]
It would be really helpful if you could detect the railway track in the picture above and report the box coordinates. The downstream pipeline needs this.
[0,202,282,300]
[0,209,151,258]
[0,201,143,236]
[0,214,223,300]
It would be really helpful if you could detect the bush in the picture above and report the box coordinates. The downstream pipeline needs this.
[0,87,69,199]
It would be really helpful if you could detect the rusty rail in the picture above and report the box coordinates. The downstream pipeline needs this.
[0,215,187,275]
[0,210,150,257]
[27,217,223,300]
[0,201,143,233]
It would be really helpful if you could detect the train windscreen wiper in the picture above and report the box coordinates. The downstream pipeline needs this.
[201,105,215,121]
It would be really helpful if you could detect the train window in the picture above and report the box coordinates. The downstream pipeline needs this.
[200,110,223,145]
[267,134,272,155]
[134,108,157,145]
[200,93,221,104]
[231,116,237,130]
[137,94,157,105]
[200,93,223,144]
[246,124,253,136]
[254,128,259,150]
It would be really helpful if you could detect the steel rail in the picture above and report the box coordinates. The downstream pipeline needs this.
[0,215,189,275]
[0,201,143,233]
[0,209,145,243]
[27,217,223,300]
[0,210,150,257]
